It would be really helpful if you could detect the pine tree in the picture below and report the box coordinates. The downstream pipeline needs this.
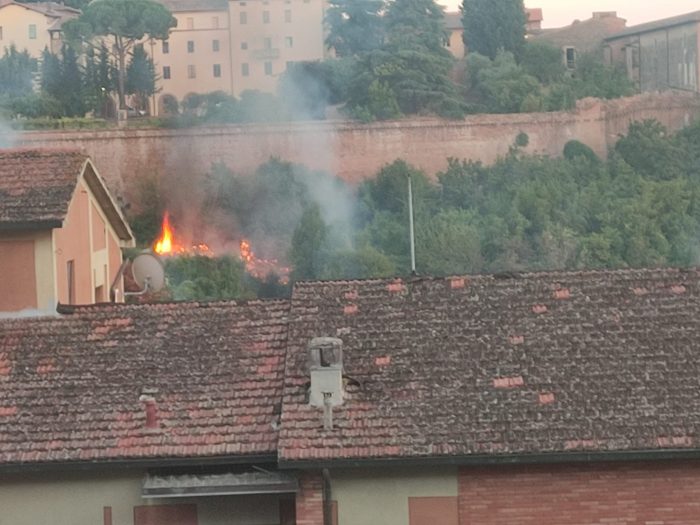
[325,0,385,57]
[60,45,86,117]
[126,44,157,113]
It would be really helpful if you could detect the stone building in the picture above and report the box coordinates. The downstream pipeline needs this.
[605,10,700,93]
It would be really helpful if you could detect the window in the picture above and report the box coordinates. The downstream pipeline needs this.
[241,41,248,50]
[28,24,37,39]
[187,40,195,53]
[162,41,169,54]
[213,64,221,77]
[241,63,249,76]
[0,27,3,40]
[67,260,75,304]
[187,64,196,78]
[284,9,291,22]
[264,37,272,49]
[212,16,219,28]
[263,10,270,23]
[240,11,247,24]
[285,36,293,48]
[186,17,194,29]
[213,39,220,52]
[264,61,272,75]
[163,66,171,79]
[565,46,576,69]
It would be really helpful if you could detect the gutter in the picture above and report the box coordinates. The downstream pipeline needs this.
[278,448,700,470]
[0,453,278,475]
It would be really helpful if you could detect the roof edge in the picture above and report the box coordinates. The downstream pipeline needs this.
[278,448,700,470]
[605,10,700,40]
[0,453,278,474]
[80,159,135,246]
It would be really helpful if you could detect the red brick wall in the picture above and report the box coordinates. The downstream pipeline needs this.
[16,92,700,204]
[296,471,324,525]
[458,461,700,524]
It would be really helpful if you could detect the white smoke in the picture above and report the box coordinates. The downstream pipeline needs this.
[0,119,15,149]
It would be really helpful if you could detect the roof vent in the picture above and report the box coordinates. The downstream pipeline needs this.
[308,337,344,412]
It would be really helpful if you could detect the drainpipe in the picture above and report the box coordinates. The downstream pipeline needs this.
[322,468,333,525]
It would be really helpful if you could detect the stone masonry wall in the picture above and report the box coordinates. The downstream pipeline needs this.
[10,92,700,205]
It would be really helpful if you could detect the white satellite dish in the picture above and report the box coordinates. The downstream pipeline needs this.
[131,252,166,293]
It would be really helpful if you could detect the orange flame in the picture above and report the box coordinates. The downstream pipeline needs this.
[153,212,213,256]
[154,212,174,255]
[239,239,290,284]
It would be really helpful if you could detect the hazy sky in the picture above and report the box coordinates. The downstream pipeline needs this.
[437,0,700,28]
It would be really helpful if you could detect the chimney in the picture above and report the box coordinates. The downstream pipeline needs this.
[308,337,344,411]
[139,394,159,429]
[592,12,617,19]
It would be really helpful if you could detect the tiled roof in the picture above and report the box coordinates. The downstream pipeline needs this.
[0,300,288,466]
[0,149,87,230]
[532,14,626,52]
[279,268,700,464]
[606,10,700,40]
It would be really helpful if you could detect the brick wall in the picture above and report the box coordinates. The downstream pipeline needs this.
[11,92,700,206]
[458,460,700,524]
[296,471,324,525]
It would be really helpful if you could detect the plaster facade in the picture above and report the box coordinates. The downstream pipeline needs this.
[0,470,284,525]
[151,6,232,109]
[0,0,76,58]
[0,162,132,313]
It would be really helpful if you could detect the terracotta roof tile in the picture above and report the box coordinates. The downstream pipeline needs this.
[0,300,288,465]
[0,149,87,229]
[279,268,700,463]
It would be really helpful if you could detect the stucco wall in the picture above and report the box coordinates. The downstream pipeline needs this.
[0,470,283,525]
[331,466,458,525]
[12,92,700,206]
[0,230,55,312]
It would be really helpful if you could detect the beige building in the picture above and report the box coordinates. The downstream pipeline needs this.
[148,0,327,113]
[227,0,326,95]
[0,0,78,57]
[151,0,232,113]
[0,149,134,313]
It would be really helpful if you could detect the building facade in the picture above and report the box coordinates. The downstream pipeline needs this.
[0,150,134,313]
[605,11,700,94]
[0,0,78,57]
[151,0,232,113]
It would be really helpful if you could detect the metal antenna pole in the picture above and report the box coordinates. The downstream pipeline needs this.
[408,175,416,274]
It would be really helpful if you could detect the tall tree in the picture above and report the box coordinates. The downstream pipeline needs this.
[60,45,86,117]
[289,203,329,281]
[39,48,62,98]
[325,0,385,57]
[64,0,176,109]
[126,44,157,113]
[348,0,463,119]
[0,45,36,97]
[461,0,527,59]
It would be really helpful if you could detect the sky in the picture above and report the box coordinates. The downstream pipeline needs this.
[437,0,700,28]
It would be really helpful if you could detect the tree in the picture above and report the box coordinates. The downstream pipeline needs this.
[83,44,117,117]
[40,48,62,99]
[325,0,385,57]
[461,0,526,60]
[64,0,176,109]
[60,45,86,117]
[126,44,157,113]
[0,45,36,97]
[289,203,329,281]
[347,0,463,119]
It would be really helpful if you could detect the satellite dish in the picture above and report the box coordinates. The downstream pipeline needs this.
[131,252,165,293]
